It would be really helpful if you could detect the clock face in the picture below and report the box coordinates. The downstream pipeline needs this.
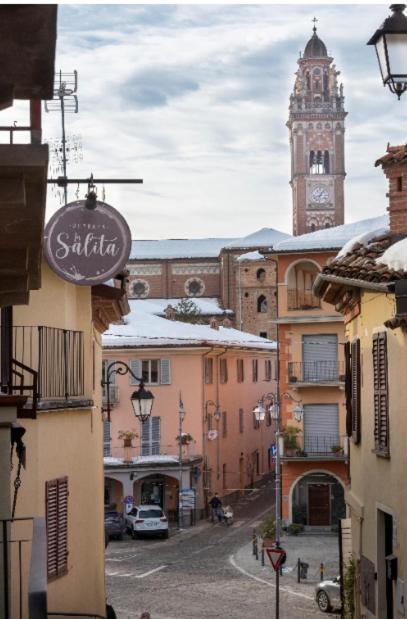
[311,185,329,203]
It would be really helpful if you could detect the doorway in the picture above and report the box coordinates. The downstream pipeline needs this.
[308,483,330,525]
[141,478,164,508]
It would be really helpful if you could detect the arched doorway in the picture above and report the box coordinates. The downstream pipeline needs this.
[291,472,345,527]
[135,473,180,522]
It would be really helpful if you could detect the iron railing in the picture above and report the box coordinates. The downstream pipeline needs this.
[1,326,85,410]
[102,385,119,407]
[288,361,345,384]
[282,433,347,458]
[104,443,199,462]
[287,288,321,311]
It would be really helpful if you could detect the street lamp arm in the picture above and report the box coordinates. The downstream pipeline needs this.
[102,360,144,388]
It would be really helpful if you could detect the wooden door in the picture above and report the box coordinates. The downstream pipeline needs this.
[308,484,330,525]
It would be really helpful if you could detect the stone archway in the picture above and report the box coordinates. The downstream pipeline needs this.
[289,470,345,527]
[104,476,124,512]
[132,473,180,522]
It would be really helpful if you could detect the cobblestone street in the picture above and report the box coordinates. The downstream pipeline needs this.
[106,481,339,619]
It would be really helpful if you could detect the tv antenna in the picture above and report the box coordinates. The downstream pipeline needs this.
[45,70,79,204]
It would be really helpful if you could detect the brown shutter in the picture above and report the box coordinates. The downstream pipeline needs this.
[351,339,361,444]
[372,332,389,454]
[344,341,352,437]
[46,476,68,580]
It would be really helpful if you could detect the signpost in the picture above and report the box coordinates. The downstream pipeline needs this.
[43,199,131,285]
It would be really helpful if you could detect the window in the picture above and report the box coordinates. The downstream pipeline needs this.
[46,477,68,580]
[256,268,266,282]
[265,359,272,381]
[129,359,171,385]
[237,359,244,383]
[204,358,213,384]
[348,339,361,444]
[260,332,267,339]
[222,411,227,438]
[220,358,228,384]
[257,295,267,313]
[372,332,389,455]
[309,150,329,174]
[252,359,258,383]
[397,176,403,192]
[141,417,161,455]
[239,408,244,433]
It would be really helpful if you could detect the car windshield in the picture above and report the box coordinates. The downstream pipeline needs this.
[139,509,163,519]
[129,508,138,516]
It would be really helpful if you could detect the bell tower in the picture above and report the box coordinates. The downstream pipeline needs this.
[287,21,347,236]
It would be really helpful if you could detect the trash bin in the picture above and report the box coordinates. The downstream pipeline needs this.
[300,561,309,579]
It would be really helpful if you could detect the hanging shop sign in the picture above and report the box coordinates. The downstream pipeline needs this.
[44,199,131,286]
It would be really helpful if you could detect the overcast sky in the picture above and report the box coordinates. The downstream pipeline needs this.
[7,3,407,239]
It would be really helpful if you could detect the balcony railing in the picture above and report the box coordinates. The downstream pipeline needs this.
[282,433,348,459]
[287,288,321,311]
[105,443,199,462]
[102,385,119,407]
[288,361,345,384]
[0,326,86,414]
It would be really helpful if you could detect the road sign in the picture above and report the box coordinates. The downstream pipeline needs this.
[266,547,287,571]
[123,495,134,505]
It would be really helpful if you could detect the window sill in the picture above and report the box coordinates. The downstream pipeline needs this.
[372,448,390,459]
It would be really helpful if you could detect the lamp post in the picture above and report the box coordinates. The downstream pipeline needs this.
[178,397,186,530]
[102,361,155,422]
[368,4,407,99]
[204,400,221,498]
[253,391,303,619]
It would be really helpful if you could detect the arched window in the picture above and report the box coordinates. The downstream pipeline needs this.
[256,268,266,282]
[310,223,316,232]
[310,150,329,174]
[257,295,267,313]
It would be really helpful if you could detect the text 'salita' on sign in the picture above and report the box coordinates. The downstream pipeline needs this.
[44,200,131,286]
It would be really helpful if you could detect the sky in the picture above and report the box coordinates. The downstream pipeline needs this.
[5,3,407,239]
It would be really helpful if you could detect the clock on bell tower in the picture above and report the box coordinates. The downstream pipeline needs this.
[287,20,347,236]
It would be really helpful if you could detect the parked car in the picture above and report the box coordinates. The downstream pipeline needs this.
[315,576,341,612]
[125,504,169,539]
[104,510,124,541]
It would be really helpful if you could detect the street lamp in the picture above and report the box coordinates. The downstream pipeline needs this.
[252,390,303,619]
[102,361,154,422]
[368,4,407,99]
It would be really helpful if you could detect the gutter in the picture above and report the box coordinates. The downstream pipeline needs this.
[313,272,391,297]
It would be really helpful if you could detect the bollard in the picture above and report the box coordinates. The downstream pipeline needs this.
[252,529,257,556]
[261,544,265,566]
[320,562,324,581]
[300,561,309,579]
[254,537,258,560]
[297,557,301,583]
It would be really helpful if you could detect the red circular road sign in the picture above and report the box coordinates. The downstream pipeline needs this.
[44,200,131,286]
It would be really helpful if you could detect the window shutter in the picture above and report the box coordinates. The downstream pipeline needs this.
[372,332,389,454]
[46,476,68,580]
[151,417,161,454]
[344,341,352,437]
[222,411,227,437]
[141,417,151,455]
[160,359,171,385]
[130,359,142,384]
[239,408,244,433]
[204,358,213,384]
[220,359,228,384]
[103,421,112,456]
[351,339,361,444]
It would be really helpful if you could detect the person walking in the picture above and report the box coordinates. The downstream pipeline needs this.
[209,493,223,523]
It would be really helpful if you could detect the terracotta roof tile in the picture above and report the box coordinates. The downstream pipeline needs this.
[375,143,407,167]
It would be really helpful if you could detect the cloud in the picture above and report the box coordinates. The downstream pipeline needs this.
[122,69,199,108]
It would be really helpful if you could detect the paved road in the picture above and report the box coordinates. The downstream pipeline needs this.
[106,480,338,619]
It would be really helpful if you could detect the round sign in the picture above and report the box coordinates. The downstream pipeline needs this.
[44,200,131,286]
[123,495,134,505]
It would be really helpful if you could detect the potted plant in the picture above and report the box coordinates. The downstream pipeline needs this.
[259,514,276,547]
[176,432,193,445]
[118,429,138,448]
[287,523,304,536]
[331,444,344,456]
[283,426,301,456]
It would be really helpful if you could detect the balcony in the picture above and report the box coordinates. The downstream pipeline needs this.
[102,384,119,408]
[287,288,321,311]
[104,443,201,466]
[281,433,348,461]
[288,361,345,387]
[1,325,90,416]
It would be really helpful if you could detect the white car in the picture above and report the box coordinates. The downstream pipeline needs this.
[125,504,169,539]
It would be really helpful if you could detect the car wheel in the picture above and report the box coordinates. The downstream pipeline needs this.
[317,591,332,613]
[162,530,169,539]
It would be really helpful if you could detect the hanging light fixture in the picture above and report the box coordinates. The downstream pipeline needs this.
[367,4,407,99]
[253,403,266,422]
[293,405,304,422]
[130,384,155,422]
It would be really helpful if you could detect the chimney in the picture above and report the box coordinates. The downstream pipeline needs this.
[209,316,219,330]
[164,304,176,321]
[222,317,232,328]
[376,144,407,236]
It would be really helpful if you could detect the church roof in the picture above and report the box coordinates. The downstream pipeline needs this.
[225,227,291,249]
[273,215,389,253]
[303,31,328,59]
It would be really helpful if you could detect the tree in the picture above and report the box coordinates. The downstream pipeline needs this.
[174,298,202,323]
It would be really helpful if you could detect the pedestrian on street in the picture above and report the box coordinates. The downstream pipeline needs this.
[209,493,223,523]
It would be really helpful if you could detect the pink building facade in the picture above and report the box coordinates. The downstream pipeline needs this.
[102,303,277,521]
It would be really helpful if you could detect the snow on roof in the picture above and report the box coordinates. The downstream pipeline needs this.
[128,298,233,315]
[237,251,265,262]
[336,224,390,259]
[103,299,276,350]
[225,227,291,249]
[274,215,389,253]
[104,455,179,466]
[376,237,407,272]
[130,238,235,260]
